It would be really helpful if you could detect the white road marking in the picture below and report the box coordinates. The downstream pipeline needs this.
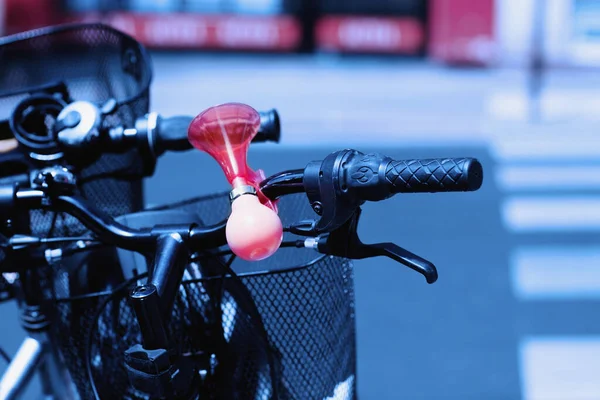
[502,196,600,232]
[520,337,600,400]
[497,165,600,191]
[511,246,600,299]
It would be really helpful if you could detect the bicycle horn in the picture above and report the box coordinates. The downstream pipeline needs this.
[188,103,283,261]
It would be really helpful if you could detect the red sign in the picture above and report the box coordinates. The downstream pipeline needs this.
[428,0,496,65]
[316,16,424,53]
[3,0,55,34]
[64,13,302,51]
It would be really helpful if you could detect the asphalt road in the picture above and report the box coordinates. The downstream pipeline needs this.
[1,54,600,399]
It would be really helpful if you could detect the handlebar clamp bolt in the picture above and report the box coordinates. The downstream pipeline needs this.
[32,166,77,195]
[311,202,323,215]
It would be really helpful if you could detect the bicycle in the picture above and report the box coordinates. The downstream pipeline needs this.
[0,23,483,400]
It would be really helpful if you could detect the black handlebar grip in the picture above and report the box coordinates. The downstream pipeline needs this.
[385,158,483,194]
[154,110,281,155]
[342,151,483,202]
[255,109,281,143]
[154,115,194,154]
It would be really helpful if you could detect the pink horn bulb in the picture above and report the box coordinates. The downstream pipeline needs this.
[188,103,283,261]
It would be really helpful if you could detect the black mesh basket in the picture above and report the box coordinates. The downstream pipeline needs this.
[0,22,357,400]
[0,23,155,398]
[0,23,152,237]
[52,192,357,400]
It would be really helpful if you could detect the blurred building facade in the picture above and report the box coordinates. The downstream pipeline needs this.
[0,0,600,66]
[1,0,597,67]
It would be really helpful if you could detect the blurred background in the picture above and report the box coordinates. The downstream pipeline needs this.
[1,0,600,399]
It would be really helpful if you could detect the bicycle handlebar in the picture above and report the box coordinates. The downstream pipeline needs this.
[106,109,280,159]
[153,115,193,152]
[7,96,281,173]
[303,150,483,233]
[13,189,225,253]
[151,109,280,156]
[2,149,482,255]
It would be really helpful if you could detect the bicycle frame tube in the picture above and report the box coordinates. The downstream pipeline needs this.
[0,337,43,400]
[149,233,189,322]
[125,235,195,398]
[3,266,76,400]
[129,232,189,350]
[36,334,74,400]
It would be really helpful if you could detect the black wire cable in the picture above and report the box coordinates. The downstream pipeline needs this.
[208,240,305,258]
[63,212,72,237]
[48,238,105,259]
[42,236,97,244]
[209,254,235,397]
[212,254,281,400]
[46,211,58,238]
[86,272,148,400]
[219,255,235,304]
[216,254,236,335]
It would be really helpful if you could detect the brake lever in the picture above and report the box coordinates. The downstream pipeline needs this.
[314,208,438,284]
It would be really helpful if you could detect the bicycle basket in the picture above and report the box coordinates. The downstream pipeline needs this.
[52,192,357,400]
[0,23,152,237]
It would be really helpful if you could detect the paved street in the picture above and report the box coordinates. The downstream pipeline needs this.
[2,54,600,399]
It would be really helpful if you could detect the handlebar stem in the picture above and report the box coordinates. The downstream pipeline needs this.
[129,285,170,350]
[150,232,189,323]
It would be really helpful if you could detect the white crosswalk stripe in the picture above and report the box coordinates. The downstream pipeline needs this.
[495,129,600,399]
[520,337,600,400]
[497,165,600,191]
[511,246,600,300]
[502,195,600,232]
